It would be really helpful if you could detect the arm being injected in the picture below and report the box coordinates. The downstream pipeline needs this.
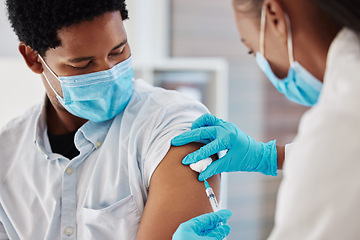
[172,156,232,239]
[190,157,221,212]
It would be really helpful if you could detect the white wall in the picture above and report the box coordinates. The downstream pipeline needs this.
[0,2,19,57]
[0,2,45,128]
[124,0,170,63]
[0,58,45,128]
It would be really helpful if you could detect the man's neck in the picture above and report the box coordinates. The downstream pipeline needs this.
[46,98,88,135]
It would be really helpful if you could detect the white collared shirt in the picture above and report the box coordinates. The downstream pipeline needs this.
[269,28,360,239]
[0,79,208,240]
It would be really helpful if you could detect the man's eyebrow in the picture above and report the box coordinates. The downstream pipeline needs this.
[67,39,128,63]
[111,39,128,51]
[240,38,245,43]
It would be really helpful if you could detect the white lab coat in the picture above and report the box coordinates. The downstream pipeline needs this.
[268,28,360,239]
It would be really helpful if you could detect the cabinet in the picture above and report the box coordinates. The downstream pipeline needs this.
[133,57,229,120]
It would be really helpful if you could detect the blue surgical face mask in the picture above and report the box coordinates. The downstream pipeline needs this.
[39,56,134,122]
[255,5,322,106]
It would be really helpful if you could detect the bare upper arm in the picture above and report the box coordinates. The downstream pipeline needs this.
[136,143,220,240]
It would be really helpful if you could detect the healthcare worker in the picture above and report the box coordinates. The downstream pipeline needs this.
[173,0,360,239]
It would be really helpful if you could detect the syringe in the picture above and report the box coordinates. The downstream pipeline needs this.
[204,180,220,212]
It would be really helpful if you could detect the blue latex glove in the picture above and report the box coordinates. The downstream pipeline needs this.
[172,210,232,240]
[172,113,278,181]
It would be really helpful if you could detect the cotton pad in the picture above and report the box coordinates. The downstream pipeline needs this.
[190,157,213,173]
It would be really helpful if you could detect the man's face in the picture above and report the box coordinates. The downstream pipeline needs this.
[40,11,131,109]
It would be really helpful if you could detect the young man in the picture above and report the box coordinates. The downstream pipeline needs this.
[0,0,220,239]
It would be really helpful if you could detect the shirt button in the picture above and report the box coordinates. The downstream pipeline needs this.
[95,141,102,148]
[65,167,73,175]
[64,227,74,236]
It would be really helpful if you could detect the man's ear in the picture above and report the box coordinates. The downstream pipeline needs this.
[18,42,43,74]
[264,0,288,43]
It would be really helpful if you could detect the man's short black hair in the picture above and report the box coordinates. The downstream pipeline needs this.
[6,0,129,56]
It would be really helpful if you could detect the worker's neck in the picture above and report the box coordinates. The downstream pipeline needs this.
[291,3,341,82]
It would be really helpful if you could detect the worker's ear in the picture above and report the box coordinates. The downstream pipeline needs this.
[19,42,43,74]
[264,0,288,44]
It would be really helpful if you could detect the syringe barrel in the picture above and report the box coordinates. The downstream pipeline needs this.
[205,187,220,212]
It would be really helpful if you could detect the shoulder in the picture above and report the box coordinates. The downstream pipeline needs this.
[121,79,209,137]
[119,80,210,188]
[0,103,42,139]
[0,103,42,165]
[311,29,360,124]
[323,28,360,106]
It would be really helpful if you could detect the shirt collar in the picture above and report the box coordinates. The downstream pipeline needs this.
[33,98,50,159]
[77,118,113,149]
[33,98,114,159]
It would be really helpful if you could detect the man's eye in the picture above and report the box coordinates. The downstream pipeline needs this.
[109,52,121,57]
[109,47,125,57]
[70,62,91,70]
[248,50,254,55]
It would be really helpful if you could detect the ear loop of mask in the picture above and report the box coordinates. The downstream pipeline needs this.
[260,5,266,56]
[38,55,63,97]
[259,4,295,65]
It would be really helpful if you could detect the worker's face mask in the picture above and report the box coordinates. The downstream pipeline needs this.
[255,5,322,106]
[39,56,134,122]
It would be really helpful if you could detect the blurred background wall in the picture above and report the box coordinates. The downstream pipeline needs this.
[0,2,45,128]
[0,0,309,239]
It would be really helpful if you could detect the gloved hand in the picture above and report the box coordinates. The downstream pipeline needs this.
[172,210,232,240]
[172,113,278,181]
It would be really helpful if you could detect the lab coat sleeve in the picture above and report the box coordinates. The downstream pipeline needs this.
[0,221,9,240]
[268,107,360,240]
[284,142,294,159]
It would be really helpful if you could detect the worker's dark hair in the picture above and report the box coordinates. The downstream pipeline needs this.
[314,0,360,33]
[232,0,264,18]
[6,0,129,56]
[233,0,360,33]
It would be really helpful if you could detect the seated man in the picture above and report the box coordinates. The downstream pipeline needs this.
[0,0,220,239]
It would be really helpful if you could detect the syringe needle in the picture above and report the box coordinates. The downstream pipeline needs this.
[204,180,220,212]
